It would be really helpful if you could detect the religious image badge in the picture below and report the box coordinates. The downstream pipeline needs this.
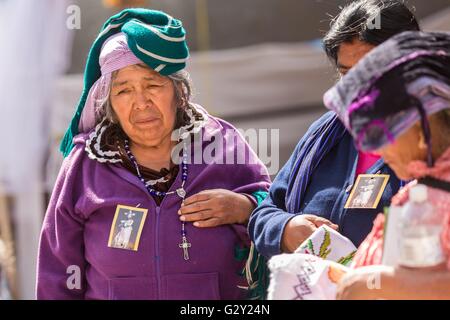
[345,174,390,209]
[108,205,148,251]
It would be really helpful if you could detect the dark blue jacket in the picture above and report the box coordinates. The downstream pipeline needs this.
[248,112,401,258]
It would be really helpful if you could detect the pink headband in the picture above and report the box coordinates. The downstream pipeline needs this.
[78,33,143,133]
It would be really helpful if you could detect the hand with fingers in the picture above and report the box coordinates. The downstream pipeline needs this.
[178,189,256,228]
[281,214,339,253]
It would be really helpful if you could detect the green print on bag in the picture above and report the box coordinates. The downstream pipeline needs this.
[299,228,356,267]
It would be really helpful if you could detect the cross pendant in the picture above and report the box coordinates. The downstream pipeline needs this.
[178,236,191,260]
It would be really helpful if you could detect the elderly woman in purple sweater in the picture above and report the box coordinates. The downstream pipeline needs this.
[36,9,270,300]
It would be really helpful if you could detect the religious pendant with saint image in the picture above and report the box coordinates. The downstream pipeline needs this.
[345,174,390,209]
[108,205,148,251]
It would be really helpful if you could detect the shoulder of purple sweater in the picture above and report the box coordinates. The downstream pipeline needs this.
[62,131,94,171]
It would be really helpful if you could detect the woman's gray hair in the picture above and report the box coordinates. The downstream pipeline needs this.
[168,69,193,108]
[100,69,194,124]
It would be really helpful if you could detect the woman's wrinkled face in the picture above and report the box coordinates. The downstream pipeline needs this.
[110,64,177,147]
[373,124,427,180]
[337,39,376,76]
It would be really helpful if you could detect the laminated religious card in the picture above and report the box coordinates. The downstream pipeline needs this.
[345,174,390,209]
[108,205,148,251]
[295,225,357,267]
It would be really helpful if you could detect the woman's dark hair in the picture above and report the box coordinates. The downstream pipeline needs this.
[323,0,420,65]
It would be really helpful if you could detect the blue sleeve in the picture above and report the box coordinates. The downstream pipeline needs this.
[248,111,335,258]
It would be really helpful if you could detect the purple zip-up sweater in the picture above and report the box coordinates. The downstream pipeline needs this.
[36,115,270,300]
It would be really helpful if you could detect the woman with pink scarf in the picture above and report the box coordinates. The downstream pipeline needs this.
[324,31,450,299]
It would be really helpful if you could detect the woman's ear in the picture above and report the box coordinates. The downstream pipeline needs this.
[417,123,428,150]
[172,81,185,109]
[179,83,188,109]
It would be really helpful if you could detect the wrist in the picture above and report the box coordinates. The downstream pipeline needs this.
[280,217,296,253]
[235,193,255,225]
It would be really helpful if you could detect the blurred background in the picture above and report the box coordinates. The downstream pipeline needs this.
[0,0,449,299]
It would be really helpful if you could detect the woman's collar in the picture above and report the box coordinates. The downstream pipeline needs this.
[407,146,450,180]
[171,103,209,142]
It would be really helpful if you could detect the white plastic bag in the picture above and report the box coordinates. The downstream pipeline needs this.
[267,225,357,300]
[267,254,349,300]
